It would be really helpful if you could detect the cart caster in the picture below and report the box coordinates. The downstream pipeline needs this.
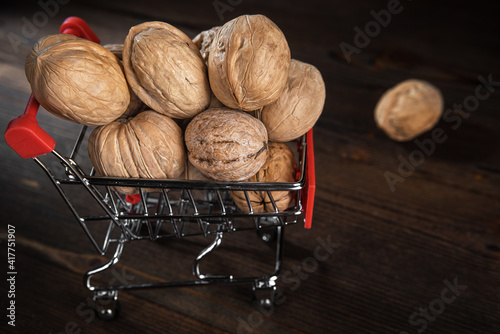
[93,290,121,321]
[257,228,277,243]
[252,278,277,310]
[257,217,281,243]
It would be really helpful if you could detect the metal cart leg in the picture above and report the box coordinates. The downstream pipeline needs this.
[192,231,232,280]
[192,223,285,309]
[253,225,283,308]
[84,241,124,319]
[81,221,286,317]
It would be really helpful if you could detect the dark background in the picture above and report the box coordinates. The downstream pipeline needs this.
[1,0,499,333]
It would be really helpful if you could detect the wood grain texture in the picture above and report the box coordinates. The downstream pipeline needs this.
[1,1,499,333]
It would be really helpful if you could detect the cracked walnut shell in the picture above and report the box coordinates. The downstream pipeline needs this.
[25,34,130,126]
[123,21,211,119]
[184,107,268,181]
[374,79,444,141]
[192,26,221,64]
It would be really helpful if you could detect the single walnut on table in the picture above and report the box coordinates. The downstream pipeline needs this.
[231,142,297,213]
[374,79,444,141]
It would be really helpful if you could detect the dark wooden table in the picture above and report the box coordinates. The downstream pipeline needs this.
[1,1,499,333]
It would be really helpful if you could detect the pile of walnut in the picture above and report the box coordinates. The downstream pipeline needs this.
[25,14,326,213]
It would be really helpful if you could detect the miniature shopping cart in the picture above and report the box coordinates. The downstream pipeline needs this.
[5,17,316,320]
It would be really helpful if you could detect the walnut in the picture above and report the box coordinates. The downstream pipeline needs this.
[261,59,326,142]
[25,34,130,126]
[231,142,297,213]
[184,107,268,181]
[103,43,124,60]
[208,14,291,111]
[208,92,224,109]
[374,79,444,141]
[122,21,211,119]
[192,26,221,63]
[120,86,147,119]
[101,43,147,118]
[87,110,185,194]
[184,161,213,181]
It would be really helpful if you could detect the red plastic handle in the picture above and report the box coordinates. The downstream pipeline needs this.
[302,129,315,229]
[4,17,99,159]
[4,95,56,159]
[59,16,100,43]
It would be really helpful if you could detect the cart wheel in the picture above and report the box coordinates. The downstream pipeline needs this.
[254,292,276,311]
[257,228,277,243]
[257,217,280,243]
[93,291,121,321]
[94,299,121,321]
[252,279,277,310]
